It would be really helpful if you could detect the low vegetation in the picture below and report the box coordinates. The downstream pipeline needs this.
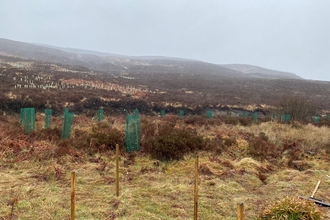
[142,121,204,160]
[258,197,323,220]
[1,113,330,219]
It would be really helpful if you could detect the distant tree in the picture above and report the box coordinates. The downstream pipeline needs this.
[276,96,317,121]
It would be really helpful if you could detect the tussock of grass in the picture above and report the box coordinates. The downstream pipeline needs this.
[258,196,324,220]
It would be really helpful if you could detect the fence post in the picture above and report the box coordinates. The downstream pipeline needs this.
[71,172,76,220]
[194,155,199,220]
[116,144,119,197]
[237,202,244,220]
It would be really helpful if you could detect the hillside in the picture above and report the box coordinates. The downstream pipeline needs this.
[221,64,302,79]
[1,38,330,116]
[0,38,300,80]
[0,38,123,73]
[0,38,243,77]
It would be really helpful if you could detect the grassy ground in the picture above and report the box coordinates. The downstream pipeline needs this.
[1,115,330,219]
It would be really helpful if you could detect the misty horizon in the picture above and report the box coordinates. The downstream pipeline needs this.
[0,37,302,80]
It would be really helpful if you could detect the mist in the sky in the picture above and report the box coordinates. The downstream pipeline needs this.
[1,0,330,81]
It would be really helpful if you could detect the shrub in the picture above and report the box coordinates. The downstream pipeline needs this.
[184,115,207,126]
[276,96,317,122]
[238,117,252,126]
[258,132,269,142]
[85,123,124,152]
[68,94,84,103]
[161,115,180,125]
[258,197,323,220]
[141,118,158,140]
[86,110,97,117]
[247,134,281,162]
[316,118,330,127]
[183,115,225,127]
[72,102,84,114]
[204,135,226,154]
[282,139,304,168]
[205,118,223,126]
[221,116,241,125]
[142,123,204,161]
[29,127,62,142]
[83,97,104,110]
[223,136,236,147]
[203,135,236,155]
[221,116,253,126]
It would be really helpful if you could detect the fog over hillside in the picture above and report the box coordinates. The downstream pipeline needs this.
[221,64,302,80]
[0,38,301,80]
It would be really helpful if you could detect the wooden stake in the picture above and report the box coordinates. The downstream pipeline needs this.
[194,155,199,220]
[116,144,119,197]
[311,180,321,198]
[237,202,244,220]
[71,172,75,220]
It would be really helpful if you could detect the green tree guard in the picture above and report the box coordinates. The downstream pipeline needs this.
[272,114,277,120]
[62,112,74,139]
[281,114,291,122]
[285,114,291,121]
[44,109,52,128]
[125,109,141,152]
[243,111,248,118]
[20,108,35,134]
[207,110,213,119]
[160,110,165,117]
[20,108,25,125]
[97,109,104,122]
[179,110,184,118]
[253,112,258,122]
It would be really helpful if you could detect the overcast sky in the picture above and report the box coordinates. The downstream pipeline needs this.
[1,0,330,81]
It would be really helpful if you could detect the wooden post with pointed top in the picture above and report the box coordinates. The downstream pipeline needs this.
[237,202,244,220]
[71,172,75,220]
[194,155,199,220]
[116,144,119,197]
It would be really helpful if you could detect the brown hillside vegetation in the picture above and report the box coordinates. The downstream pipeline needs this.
[2,54,330,117]
[1,114,330,219]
